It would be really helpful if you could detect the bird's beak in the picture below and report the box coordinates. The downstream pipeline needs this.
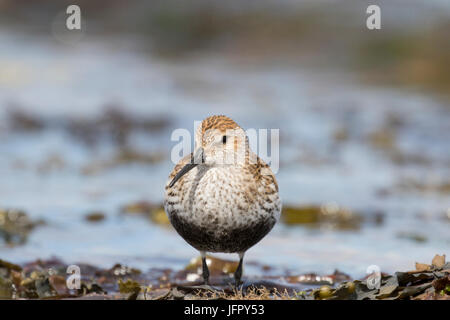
[169,147,204,188]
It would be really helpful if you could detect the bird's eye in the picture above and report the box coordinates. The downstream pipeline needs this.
[222,136,227,144]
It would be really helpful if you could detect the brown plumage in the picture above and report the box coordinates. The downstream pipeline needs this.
[164,115,281,287]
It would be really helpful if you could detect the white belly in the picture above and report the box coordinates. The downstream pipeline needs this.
[164,165,280,252]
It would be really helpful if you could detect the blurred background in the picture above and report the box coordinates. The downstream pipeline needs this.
[0,0,449,279]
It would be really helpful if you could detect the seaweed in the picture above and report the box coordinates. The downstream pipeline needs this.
[0,255,448,300]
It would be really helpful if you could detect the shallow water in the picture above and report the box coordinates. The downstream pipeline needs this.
[0,30,449,279]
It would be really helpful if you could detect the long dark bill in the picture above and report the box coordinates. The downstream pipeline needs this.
[168,162,197,188]
[168,148,203,188]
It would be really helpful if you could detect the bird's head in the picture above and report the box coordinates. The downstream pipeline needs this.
[169,115,249,187]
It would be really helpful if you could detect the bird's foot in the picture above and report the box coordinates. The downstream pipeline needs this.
[227,279,245,294]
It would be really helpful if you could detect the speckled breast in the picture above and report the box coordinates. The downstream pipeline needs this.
[164,166,280,253]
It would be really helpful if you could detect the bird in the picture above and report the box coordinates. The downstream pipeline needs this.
[164,115,281,287]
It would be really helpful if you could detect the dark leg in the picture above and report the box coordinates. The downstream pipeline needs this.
[201,252,210,285]
[234,252,245,287]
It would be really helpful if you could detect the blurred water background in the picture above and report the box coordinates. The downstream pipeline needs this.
[0,0,449,279]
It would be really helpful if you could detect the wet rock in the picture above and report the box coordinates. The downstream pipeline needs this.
[366,125,432,166]
[286,270,351,286]
[332,127,349,142]
[281,204,363,230]
[304,255,450,300]
[0,277,13,299]
[389,150,431,166]
[113,148,165,165]
[6,105,170,148]
[81,148,165,175]
[397,231,427,243]
[22,258,67,274]
[414,290,450,300]
[68,106,171,147]
[118,279,141,296]
[120,201,170,226]
[168,287,186,300]
[121,201,156,215]
[63,293,116,300]
[108,264,142,277]
[10,270,22,287]
[15,271,57,299]
[0,259,22,272]
[77,283,107,296]
[0,208,43,246]
[395,177,450,195]
[281,206,321,225]
[368,128,396,150]
[0,255,448,300]
[49,275,69,296]
[316,285,333,299]
[35,277,57,298]
[431,275,450,293]
[142,287,171,300]
[149,208,170,225]
[84,211,106,223]
[8,109,44,132]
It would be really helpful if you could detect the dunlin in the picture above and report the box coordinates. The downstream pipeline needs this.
[164,115,281,286]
